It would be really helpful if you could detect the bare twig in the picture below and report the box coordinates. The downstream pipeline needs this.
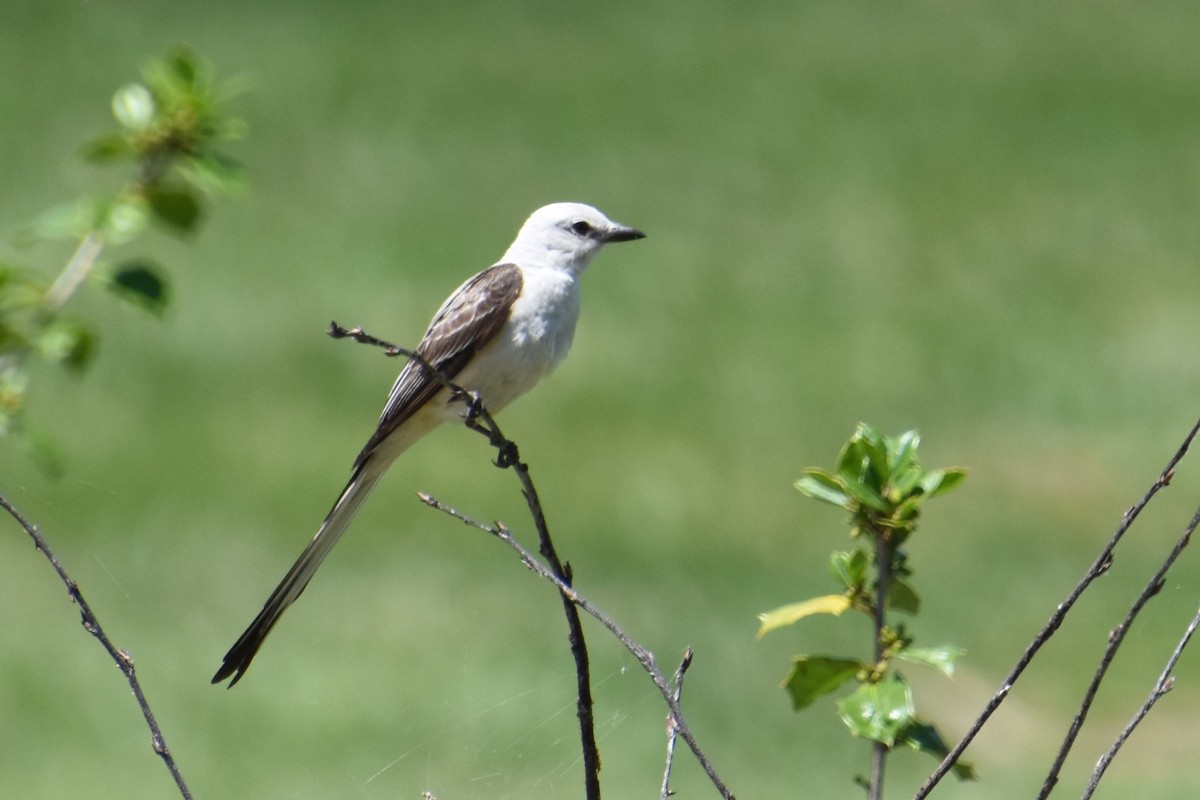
[493,444,603,796]
[328,322,449,390]
[1038,502,1200,798]
[660,648,695,800]
[1080,603,1200,800]
[418,494,736,800]
[0,493,193,799]
[505,450,603,797]
[915,417,1200,798]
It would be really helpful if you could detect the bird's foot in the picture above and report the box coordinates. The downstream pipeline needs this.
[494,440,520,468]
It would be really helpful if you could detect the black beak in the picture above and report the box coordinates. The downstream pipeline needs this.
[603,225,645,243]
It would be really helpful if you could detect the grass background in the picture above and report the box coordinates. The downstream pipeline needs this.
[2,0,1200,797]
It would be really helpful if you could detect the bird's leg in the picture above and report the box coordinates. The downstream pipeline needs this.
[461,391,521,468]
[493,439,520,468]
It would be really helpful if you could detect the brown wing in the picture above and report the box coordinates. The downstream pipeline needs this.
[352,263,522,470]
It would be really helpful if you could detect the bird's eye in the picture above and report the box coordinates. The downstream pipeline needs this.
[569,221,593,237]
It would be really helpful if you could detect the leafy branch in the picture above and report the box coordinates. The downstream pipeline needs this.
[0,48,245,464]
[759,424,970,797]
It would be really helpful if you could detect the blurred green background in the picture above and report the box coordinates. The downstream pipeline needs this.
[2,1,1200,797]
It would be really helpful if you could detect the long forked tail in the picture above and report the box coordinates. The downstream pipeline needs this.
[212,465,385,687]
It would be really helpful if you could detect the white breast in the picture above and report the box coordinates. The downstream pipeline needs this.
[452,266,581,414]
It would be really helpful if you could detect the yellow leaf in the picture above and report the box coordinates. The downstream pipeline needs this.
[757,594,852,638]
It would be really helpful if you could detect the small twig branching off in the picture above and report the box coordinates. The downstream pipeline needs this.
[661,647,695,800]
[418,495,734,800]
[1080,602,1200,800]
[916,418,1200,798]
[0,494,192,799]
[1037,502,1200,799]
[332,322,734,799]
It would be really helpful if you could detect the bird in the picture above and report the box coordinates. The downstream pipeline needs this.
[212,202,644,686]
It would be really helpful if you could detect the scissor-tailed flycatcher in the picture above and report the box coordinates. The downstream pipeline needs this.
[213,202,644,686]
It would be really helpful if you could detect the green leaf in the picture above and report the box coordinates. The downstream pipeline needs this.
[795,469,852,510]
[888,579,921,615]
[180,153,248,195]
[830,549,868,590]
[888,430,920,474]
[898,644,965,678]
[900,721,976,780]
[857,428,890,488]
[924,468,967,498]
[107,261,169,316]
[834,427,890,497]
[783,656,864,710]
[838,473,889,512]
[167,49,199,88]
[836,437,867,483]
[892,464,923,498]
[112,83,156,131]
[837,424,888,489]
[80,133,135,164]
[836,673,915,747]
[145,187,202,234]
[894,493,925,522]
[854,422,885,447]
[757,594,852,637]
[144,51,196,102]
[36,321,95,371]
[829,426,891,506]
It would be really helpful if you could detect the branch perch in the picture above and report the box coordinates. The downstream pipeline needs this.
[329,322,604,797]
[334,321,735,797]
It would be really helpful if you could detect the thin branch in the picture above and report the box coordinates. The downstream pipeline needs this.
[506,451,603,797]
[1080,602,1200,800]
[660,647,695,800]
[0,493,193,799]
[1038,502,1200,799]
[329,322,445,386]
[915,417,1200,798]
[418,493,736,800]
[498,449,602,797]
